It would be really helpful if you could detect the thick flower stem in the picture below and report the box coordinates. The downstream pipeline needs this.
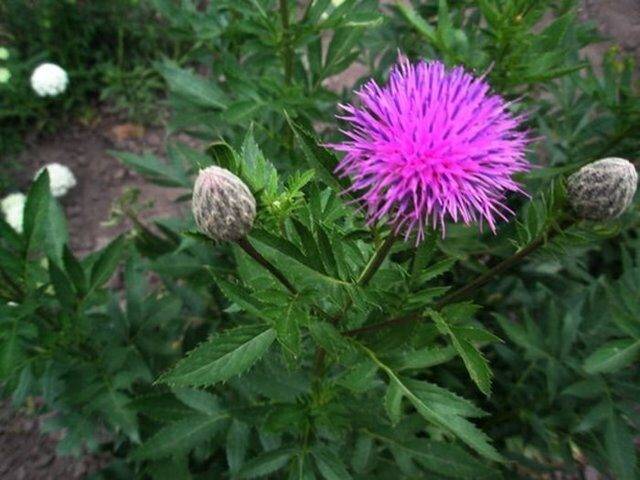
[357,232,398,287]
[315,231,398,376]
[329,231,398,324]
[433,234,547,309]
[346,220,572,336]
[235,237,298,295]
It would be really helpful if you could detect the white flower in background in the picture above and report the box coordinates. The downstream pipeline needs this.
[30,63,68,97]
[0,47,9,60]
[1,192,26,233]
[36,163,77,197]
[0,67,10,84]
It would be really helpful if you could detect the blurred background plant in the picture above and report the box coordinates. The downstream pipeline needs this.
[0,0,179,171]
[0,0,639,479]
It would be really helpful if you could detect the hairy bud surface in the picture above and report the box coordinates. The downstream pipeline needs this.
[192,166,256,241]
[567,157,637,221]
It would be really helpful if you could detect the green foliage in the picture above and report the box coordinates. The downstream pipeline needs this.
[0,0,175,160]
[1,1,640,479]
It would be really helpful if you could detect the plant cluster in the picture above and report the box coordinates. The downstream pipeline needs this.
[0,0,177,162]
[1,1,639,479]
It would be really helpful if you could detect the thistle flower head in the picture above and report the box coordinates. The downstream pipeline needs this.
[330,57,529,242]
[567,157,637,221]
[1,192,26,233]
[30,63,68,97]
[36,163,77,198]
[192,166,256,242]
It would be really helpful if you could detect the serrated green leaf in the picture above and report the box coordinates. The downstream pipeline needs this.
[159,325,276,387]
[312,446,352,480]
[237,448,295,479]
[133,413,227,460]
[157,60,227,109]
[240,130,278,194]
[227,420,250,474]
[23,170,51,253]
[371,432,498,479]
[49,258,75,310]
[396,1,437,43]
[62,245,86,297]
[361,345,500,461]
[285,115,347,193]
[89,235,126,293]
[351,434,373,473]
[112,151,190,188]
[384,380,403,426]
[583,339,640,374]
[605,413,638,480]
[431,311,493,395]
[308,321,352,357]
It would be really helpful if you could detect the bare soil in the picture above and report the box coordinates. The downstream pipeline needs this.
[1,1,639,478]
[11,116,186,257]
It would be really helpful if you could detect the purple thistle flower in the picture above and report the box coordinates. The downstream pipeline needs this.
[330,57,530,243]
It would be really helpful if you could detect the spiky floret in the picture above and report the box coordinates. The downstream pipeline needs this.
[330,58,530,242]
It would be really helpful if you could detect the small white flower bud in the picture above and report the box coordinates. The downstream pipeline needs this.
[192,166,256,242]
[30,63,68,97]
[567,157,637,221]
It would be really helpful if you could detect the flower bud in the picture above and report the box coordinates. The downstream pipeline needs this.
[192,166,256,241]
[567,157,637,221]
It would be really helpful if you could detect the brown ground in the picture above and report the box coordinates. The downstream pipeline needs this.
[0,401,110,480]
[11,116,187,257]
[1,1,639,478]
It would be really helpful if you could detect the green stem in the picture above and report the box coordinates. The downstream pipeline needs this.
[315,231,398,376]
[357,232,398,287]
[235,237,298,295]
[329,231,398,325]
[346,220,572,336]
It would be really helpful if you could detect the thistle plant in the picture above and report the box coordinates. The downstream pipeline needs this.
[2,1,640,479]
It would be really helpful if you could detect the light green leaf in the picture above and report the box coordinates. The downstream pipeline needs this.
[23,170,51,252]
[583,339,640,374]
[312,446,352,480]
[384,380,403,426]
[89,235,126,293]
[240,130,278,194]
[159,325,277,387]
[370,431,498,479]
[237,448,295,479]
[133,413,227,460]
[396,2,437,43]
[361,345,501,461]
[431,310,493,396]
[157,60,227,109]
[605,413,638,480]
[227,420,250,474]
[112,151,190,188]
